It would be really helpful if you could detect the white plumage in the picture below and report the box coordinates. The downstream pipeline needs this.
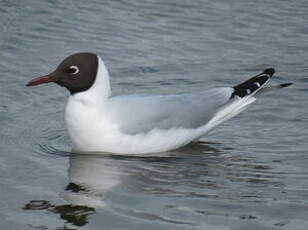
[65,56,255,154]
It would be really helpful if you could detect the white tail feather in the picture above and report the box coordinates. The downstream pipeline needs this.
[201,96,256,135]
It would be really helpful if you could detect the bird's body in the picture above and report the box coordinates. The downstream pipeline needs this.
[27,53,291,154]
[66,88,235,154]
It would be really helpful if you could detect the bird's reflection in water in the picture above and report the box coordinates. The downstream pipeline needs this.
[61,153,126,208]
[23,151,130,229]
[23,199,95,228]
[23,141,222,229]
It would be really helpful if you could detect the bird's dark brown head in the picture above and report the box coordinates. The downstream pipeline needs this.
[27,52,98,94]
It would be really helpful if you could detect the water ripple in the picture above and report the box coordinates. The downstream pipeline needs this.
[1,0,308,229]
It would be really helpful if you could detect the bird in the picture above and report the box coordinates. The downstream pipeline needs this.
[27,52,292,154]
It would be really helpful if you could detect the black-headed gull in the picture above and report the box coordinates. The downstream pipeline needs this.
[27,53,291,154]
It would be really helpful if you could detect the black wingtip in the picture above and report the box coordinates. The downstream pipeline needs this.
[232,68,276,98]
[263,68,275,77]
[280,83,293,88]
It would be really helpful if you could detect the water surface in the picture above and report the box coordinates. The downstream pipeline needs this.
[0,0,308,229]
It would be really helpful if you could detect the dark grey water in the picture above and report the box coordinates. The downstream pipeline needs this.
[1,0,308,229]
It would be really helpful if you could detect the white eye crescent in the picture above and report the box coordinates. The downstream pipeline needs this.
[69,65,79,75]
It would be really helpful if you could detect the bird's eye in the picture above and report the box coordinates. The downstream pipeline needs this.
[68,66,79,75]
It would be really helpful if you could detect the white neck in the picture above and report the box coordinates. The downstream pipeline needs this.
[71,55,111,105]
[65,56,113,151]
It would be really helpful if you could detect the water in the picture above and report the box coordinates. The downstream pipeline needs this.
[0,0,308,229]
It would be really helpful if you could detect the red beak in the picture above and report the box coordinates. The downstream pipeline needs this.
[26,75,55,86]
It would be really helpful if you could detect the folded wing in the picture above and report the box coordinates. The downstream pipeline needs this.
[110,87,233,135]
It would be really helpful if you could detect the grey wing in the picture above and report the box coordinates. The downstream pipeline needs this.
[109,87,234,135]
